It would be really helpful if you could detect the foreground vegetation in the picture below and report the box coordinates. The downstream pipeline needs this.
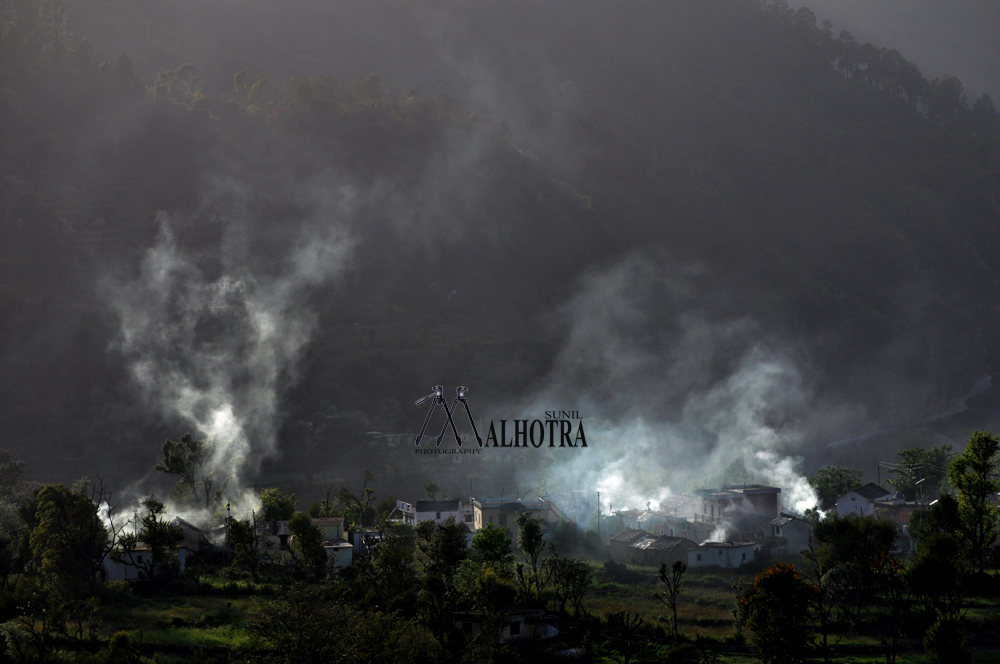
[0,428,996,661]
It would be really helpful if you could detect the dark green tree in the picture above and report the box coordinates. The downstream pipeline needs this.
[259,488,298,521]
[603,610,648,664]
[548,553,591,616]
[514,510,550,604]
[905,532,964,617]
[112,497,183,581]
[923,613,971,664]
[228,513,272,582]
[338,469,377,532]
[947,430,999,573]
[247,584,348,664]
[887,445,953,500]
[288,512,326,581]
[471,522,514,573]
[813,513,897,623]
[908,493,961,545]
[741,563,813,664]
[414,516,467,636]
[155,433,223,509]
[29,483,108,591]
[808,466,862,511]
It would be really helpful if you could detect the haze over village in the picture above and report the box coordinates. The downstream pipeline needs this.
[1,0,1000,661]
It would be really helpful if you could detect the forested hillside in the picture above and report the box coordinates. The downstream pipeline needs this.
[1,0,999,490]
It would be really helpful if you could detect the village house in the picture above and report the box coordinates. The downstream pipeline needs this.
[472,498,558,539]
[103,545,192,581]
[768,513,814,557]
[693,485,781,524]
[546,490,595,531]
[312,517,353,569]
[687,541,756,569]
[396,499,474,527]
[608,528,698,568]
[170,516,204,551]
[872,493,924,528]
[255,517,354,568]
[454,608,559,642]
[836,483,892,517]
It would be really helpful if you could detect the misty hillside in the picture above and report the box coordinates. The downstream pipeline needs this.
[1,0,999,497]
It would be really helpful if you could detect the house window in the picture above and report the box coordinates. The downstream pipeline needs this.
[136,554,143,564]
[279,535,289,549]
[742,553,746,561]
[719,550,723,555]
[465,515,473,522]
[775,526,782,536]
[851,497,856,501]
[436,512,441,520]
[499,514,507,527]
[509,621,521,636]
[696,554,702,561]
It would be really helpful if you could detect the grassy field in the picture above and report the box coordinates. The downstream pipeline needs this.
[68,561,1000,663]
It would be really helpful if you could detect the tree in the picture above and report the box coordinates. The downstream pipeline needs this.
[260,488,298,521]
[908,493,961,545]
[112,497,183,581]
[471,523,514,573]
[802,538,837,663]
[288,512,326,581]
[548,554,591,616]
[228,513,272,582]
[603,610,648,664]
[29,483,109,592]
[423,482,440,500]
[0,448,27,502]
[923,613,971,664]
[655,560,686,639]
[813,513,897,623]
[414,517,467,635]
[514,510,550,604]
[874,555,908,664]
[247,584,348,664]
[808,466,862,511]
[338,469,377,532]
[887,445,953,500]
[905,532,964,618]
[308,485,339,518]
[947,429,999,574]
[155,433,224,509]
[741,563,813,664]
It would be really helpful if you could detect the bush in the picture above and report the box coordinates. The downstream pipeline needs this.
[923,614,971,664]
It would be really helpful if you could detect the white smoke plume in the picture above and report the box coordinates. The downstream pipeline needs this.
[108,185,355,521]
[522,251,862,517]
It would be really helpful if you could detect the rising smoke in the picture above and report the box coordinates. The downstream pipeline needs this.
[518,251,865,515]
[108,178,356,522]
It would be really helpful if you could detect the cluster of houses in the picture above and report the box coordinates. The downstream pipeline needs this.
[607,484,813,570]
[100,478,927,645]
[605,480,935,571]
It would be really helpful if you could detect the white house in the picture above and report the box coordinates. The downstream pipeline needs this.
[836,483,892,517]
[103,546,191,581]
[687,542,756,569]
[769,514,813,557]
[396,499,473,527]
